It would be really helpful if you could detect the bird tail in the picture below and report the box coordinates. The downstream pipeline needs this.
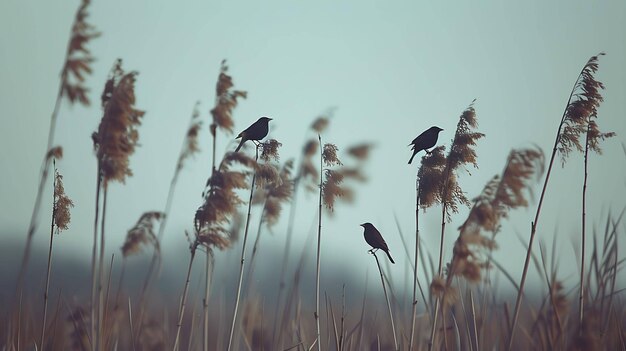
[235,138,245,153]
[408,151,416,164]
[385,250,395,264]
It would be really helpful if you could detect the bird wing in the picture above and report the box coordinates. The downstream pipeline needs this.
[236,123,253,139]
[409,129,429,146]
[370,226,390,251]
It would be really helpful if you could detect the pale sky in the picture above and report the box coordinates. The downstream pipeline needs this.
[1,0,625,296]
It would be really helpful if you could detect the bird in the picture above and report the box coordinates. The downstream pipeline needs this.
[235,117,273,152]
[408,126,443,164]
[360,223,395,264]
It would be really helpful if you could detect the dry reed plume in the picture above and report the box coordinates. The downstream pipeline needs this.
[16,0,98,319]
[92,59,145,351]
[173,61,251,351]
[245,156,293,295]
[121,212,164,257]
[507,53,614,350]
[421,102,484,350]
[444,146,545,290]
[314,140,344,351]
[40,165,74,350]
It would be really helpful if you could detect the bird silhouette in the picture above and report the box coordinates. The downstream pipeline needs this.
[235,117,272,152]
[408,126,443,164]
[360,223,395,264]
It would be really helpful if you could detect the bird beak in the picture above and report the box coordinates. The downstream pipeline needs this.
[268,118,273,121]
[359,223,365,227]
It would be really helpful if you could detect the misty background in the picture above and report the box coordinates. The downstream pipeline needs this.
[1,0,625,308]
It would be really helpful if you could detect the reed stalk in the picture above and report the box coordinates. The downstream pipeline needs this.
[226,145,259,351]
[371,251,399,350]
[507,54,606,350]
[314,135,323,351]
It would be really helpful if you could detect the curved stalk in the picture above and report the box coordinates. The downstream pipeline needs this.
[15,61,66,305]
[506,63,588,351]
[372,251,399,350]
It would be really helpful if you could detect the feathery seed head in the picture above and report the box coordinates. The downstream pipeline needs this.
[311,117,330,133]
[61,0,100,106]
[210,60,247,133]
[260,139,282,162]
[94,60,144,185]
[558,53,608,163]
[347,143,375,161]
[53,170,73,233]
[47,146,64,161]
[322,143,342,167]
[121,211,164,257]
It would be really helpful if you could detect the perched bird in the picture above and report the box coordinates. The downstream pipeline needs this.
[408,126,443,164]
[235,117,273,152]
[360,223,395,264]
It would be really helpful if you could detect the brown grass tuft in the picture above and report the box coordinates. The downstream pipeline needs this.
[197,228,232,251]
[121,211,164,257]
[322,170,352,211]
[61,0,100,106]
[430,276,458,305]
[447,147,545,284]
[586,119,615,154]
[558,53,606,162]
[92,59,145,184]
[194,150,258,246]
[310,117,330,133]
[346,143,375,161]
[46,146,64,161]
[210,60,247,133]
[322,143,342,167]
[417,145,447,208]
[260,160,293,228]
[442,101,485,217]
[255,163,281,188]
[53,170,73,233]
[260,139,282,162]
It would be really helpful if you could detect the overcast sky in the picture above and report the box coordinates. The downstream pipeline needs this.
[1,0,625,295]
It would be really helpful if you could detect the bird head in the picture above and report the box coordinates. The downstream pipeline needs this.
[432,126,443,133]
[260,116,273,122]
[359,223,373,229]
